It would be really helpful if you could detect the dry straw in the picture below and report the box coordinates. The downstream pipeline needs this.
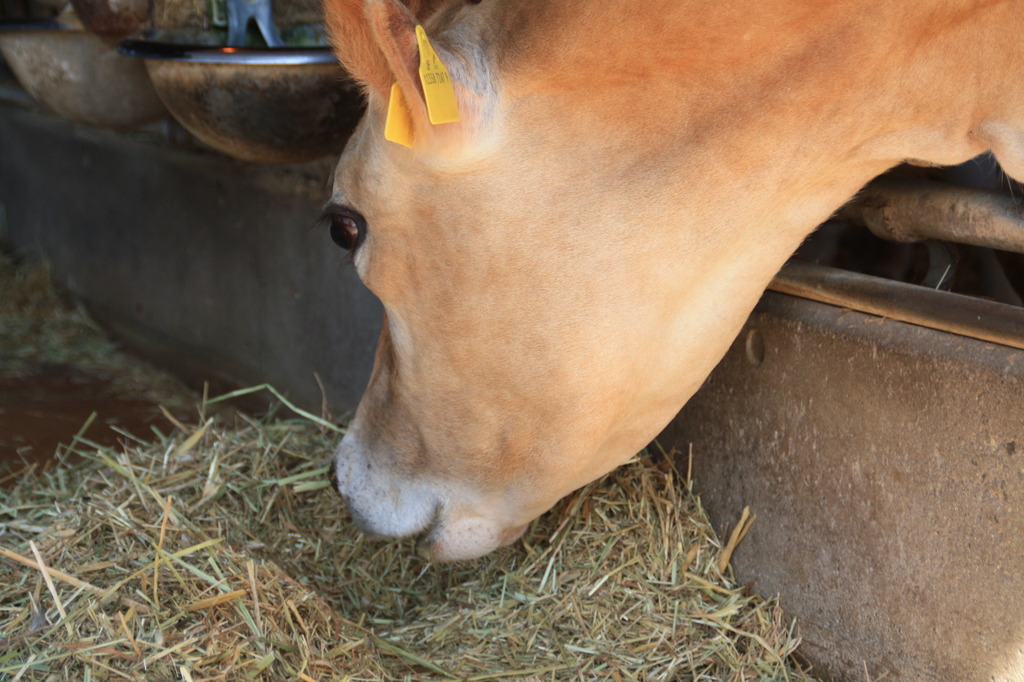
[0,257,821,680]
[0,411,820,681]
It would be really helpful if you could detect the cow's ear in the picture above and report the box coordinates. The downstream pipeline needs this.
[328,2,449,114]
[328,0,491,152]
[364,0,427,120]
[324,0,395,99]
[368,0,494,153]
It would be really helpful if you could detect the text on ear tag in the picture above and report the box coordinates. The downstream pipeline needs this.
[415,25,460,125]
[385,83,415,147]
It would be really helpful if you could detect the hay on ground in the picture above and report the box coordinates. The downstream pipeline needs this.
[0,256,822,681]
[0,411,819,681]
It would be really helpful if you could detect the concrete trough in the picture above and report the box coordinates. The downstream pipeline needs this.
[661,281,1024,681]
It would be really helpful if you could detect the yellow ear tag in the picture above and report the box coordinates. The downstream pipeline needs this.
[385,83,415,148]
[415,25,460,125]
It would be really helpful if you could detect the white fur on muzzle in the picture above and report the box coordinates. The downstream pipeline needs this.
[331,434,526,561]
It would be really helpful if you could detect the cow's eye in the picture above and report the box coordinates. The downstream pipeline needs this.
[321,205,366,251]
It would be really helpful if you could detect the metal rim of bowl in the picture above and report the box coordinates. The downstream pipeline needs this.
[118,38,337,65]
[0,19,68,32]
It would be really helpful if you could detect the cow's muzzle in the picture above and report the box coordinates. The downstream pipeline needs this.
[331,435,442,540]
[331,434,528,561]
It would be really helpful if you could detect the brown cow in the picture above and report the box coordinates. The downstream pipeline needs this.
[322,0,1024,561]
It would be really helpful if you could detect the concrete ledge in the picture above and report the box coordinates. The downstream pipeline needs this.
[661,291,1024,681]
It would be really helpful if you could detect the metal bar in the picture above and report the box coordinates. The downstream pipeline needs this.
[836,177,1024,254]
[118,39,337,65]
[769,261,1024,351]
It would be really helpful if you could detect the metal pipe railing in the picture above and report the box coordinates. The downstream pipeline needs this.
[769,261,1024,351]
[836,177,1024,254]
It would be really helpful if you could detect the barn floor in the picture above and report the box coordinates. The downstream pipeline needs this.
[0,255,196,483]
[0,255,824,680]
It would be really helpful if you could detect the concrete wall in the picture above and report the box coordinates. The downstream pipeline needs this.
[0,95,381,414]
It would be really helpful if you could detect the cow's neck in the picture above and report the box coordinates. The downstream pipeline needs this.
[492,0,1021,249]
[494,0,1022,175]
[478,0,1024,467]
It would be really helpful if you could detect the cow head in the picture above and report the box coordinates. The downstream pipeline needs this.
[323,0,998,560]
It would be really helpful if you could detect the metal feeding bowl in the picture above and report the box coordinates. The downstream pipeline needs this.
[0,19,167,129]
[119,40,364,164]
